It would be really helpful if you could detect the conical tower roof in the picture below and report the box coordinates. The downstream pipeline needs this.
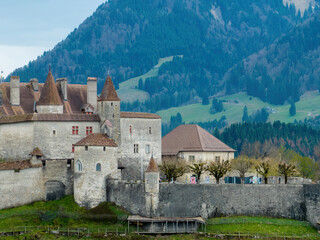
[98,75,120,101]
[146,156,159,172]
[37,70,62,106]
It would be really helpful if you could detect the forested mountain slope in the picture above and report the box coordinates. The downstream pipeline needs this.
[8,0,314,111]
[224,11,320,105]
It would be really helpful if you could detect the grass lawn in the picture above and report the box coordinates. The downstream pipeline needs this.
[206,216,319,238]
[157,91,320,124]
[0,196,128,230]
[117,55,183,102]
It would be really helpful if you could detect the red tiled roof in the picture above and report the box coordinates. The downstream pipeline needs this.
[75,133,118,147]
[0,160,42,171]
[162,124,236,155]
[120,112,161,119]
[0,113,100,124]
[37,70,62,106]
[98,75,120,101]
[146,157,159,172]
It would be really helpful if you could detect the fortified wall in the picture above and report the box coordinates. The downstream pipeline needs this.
[107,180,320,227]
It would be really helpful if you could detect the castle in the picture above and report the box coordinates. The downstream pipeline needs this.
[0,70,161,209]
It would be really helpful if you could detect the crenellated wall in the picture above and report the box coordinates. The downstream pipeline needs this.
[107,180,320,227]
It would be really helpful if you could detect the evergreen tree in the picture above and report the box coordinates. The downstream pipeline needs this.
[242,106,249,122]
[289,102,296,116]
[138,78,143,89]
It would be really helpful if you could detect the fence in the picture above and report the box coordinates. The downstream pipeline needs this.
[0,226,319,239]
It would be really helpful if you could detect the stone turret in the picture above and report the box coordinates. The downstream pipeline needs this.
[145,156,160,217]
[37,69,63,114]
[97,75,121,144]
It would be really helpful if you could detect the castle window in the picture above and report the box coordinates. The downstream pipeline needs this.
[134,144,139,153]
[76,160,82,172]
[72,126,79,135]
[215,156,220,162]
[67,159,71,168]
[42,160,46,167]
[130,125,132,134]
[53,130,56,135]
[189,155,195,161]
[148,127,152,134]
[103,146,106,151]
[86,126,93,135]
[85,146,88,151]
[145,144,150,154]
[96,163,101,171]
[181,153,184,159]
[72,144,75,153]
[111,102,113,106]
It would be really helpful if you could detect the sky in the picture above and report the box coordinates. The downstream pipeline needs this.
[0,0,106,78]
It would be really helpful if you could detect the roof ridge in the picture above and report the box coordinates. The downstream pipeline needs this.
[195,125,204,151]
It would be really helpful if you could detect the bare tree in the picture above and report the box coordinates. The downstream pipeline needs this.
[278,162,298,184]
[159,156,187,182]
[188,162,207,184]
[206,160,230,184]
[231,156,254,184]
[255,161,270,184]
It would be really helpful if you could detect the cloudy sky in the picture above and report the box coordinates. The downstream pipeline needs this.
[0,0,105,78]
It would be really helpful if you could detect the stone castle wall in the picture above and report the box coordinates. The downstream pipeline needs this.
[120,118,161,180]
[107,181,320,227]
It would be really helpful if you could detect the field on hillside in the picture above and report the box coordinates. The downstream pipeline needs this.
[117,55,183,102]
[157,91,320,124]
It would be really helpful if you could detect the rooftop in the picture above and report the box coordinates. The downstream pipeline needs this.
[0,160,42,171]
[120,112,161,119]
[98,75,120,101]
[146,157,159,172]
[162,124,236,155]
[37,70,63,106]
[75,133,118,147]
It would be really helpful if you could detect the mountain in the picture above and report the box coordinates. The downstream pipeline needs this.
[224,10,320,105]
[7,0,317,111]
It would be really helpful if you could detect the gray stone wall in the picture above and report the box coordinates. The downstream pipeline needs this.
[120,118,161,180]
[0,167,45,209]
[74,145,118,208]
[33,121,100,159]
[0,122,34,160]
[107,181,320,227]
[304,184,320,227]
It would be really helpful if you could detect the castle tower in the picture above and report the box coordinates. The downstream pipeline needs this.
[97,75,121,144]
[145,156,160,217]
[37,69,63,114]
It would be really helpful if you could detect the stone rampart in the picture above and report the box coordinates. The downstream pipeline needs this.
[107,181,320,227]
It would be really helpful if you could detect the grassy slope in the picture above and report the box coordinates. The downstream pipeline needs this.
[157,91,320,124]
[0,196,128,230]
[117,55,182,102]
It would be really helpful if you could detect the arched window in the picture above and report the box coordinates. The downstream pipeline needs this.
[76,160,82,172]
[96,163,101,171]
[129,125,132,134]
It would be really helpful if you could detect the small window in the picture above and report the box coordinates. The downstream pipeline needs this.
[86,126,93,135]
[76,160,82,172]
[67,159,71,168]
[181,153,184,159]
[96,163,101,171]
[145,144,150,154]
[85,146,88,151]
[215,156,221,162]
[53,130,56,135]
[111,102,113,106]
[14,169,20,173]
[134,144,139,153]
[112,114,114,118]
[72,126,79,135]
[72,144,75,153]
[42,160,46,167]
[103,146,106,151]
[189,155,195,161]
[129,125,132,134]
[148,127,152,134]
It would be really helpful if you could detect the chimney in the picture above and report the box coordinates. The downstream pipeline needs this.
[56,78,68,101]
[10,76,20,106]
[87,77,97,111]
[30,78,39,91]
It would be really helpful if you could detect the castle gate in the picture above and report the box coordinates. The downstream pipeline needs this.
[45,180,66,201]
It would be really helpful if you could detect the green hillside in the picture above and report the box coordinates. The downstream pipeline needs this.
[118,55,182,102]
[157,91,320,124]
